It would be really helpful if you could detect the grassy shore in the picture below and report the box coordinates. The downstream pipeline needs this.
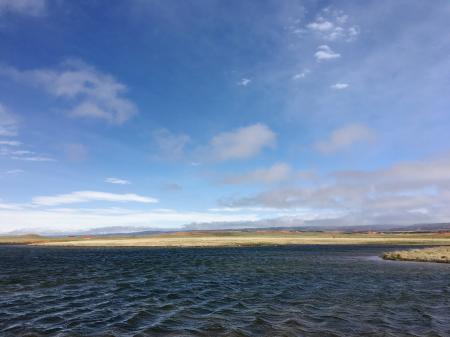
[383,246,450,263]
[2,230,449,248]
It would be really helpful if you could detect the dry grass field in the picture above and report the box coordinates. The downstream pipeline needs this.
[2,230,448,248]
[383,246,450,263]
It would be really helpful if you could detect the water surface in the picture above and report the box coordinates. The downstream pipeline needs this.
[0,245,449,336]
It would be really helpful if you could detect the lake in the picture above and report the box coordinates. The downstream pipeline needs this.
[0,245,449,336]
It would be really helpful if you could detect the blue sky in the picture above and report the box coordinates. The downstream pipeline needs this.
[1,0,450,233]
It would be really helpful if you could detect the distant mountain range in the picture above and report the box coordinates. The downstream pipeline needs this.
[4,222,450,237]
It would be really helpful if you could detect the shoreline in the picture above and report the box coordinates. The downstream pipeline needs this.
[382,246,450,263]
[2,231,450,249]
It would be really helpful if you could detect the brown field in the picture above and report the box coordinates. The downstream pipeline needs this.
[2,230,450,248]
[383,246,450,263]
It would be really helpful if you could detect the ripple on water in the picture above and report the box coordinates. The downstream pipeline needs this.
[0,245,449,337]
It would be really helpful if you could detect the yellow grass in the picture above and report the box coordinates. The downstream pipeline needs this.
[383,246,450,263]
[8,230,449,248]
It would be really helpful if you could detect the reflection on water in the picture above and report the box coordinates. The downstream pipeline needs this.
[0,245,449,336]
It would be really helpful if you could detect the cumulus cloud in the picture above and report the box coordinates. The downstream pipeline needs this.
[105,177,131,185]
[307,20,334,32]
[331,82,349,90]
[0,60,137,124]
[0,0,46,16]
[221,163,292,185]
[314,45,341,61]
[32,191,157,206]
[306,9,359,42]
[315,123,375,154]
[151,128,191,161]
[220,153,450,226]
[205,123,276,162]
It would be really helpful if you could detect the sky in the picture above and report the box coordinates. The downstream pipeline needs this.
[1,0,450,234]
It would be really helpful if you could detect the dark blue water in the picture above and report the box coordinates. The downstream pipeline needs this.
[0,245,449,337]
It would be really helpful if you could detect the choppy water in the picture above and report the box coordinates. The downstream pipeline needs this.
[0,245,449,337]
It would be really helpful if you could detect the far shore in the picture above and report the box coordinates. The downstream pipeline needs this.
[383,246,450,263]
[1,230,450,248]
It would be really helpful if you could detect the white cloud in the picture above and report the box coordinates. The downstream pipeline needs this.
[292,69,310,80]
[32,191,158,206]
[307,19,334,32]
[0,202,21,210]
[105,177,131,185]
[315,123,375,154]
[151,128,191,161]
[0,103,18,136]
[306,9,359,42]
[0,103,54,161]
[6,169,25,174]
[0,60,137,124]
[0,140,21,146]
[314,45,341,61]
[0,145,54,162]
[220,153,450,226]
[11,154,54,162]
[0,207,259,234]
[222,163,292,185]
[206,123,276,161]
[0,0,46,17]
[237,78,251,86]
[331,82,349,90]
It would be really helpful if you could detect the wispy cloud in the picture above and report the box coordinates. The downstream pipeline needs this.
[151,128,191,161]
[10,154,54,162]
[0,0,46,17]
[204,123,276,162]
[161,182,182,192]
[331,82,349,90]
[63,143,88,162]
[4,169,25,175]
[237,78,251,86]
[0,59,137,124]
[105,177,131,185]
[0,140,21,146]
[314,45,341,61]
[315,123,375,154]
[221,163,292,185]
[292,69,310,80]
[0,106,54,162]
[0,103,18,137]
[32,191,158,206]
